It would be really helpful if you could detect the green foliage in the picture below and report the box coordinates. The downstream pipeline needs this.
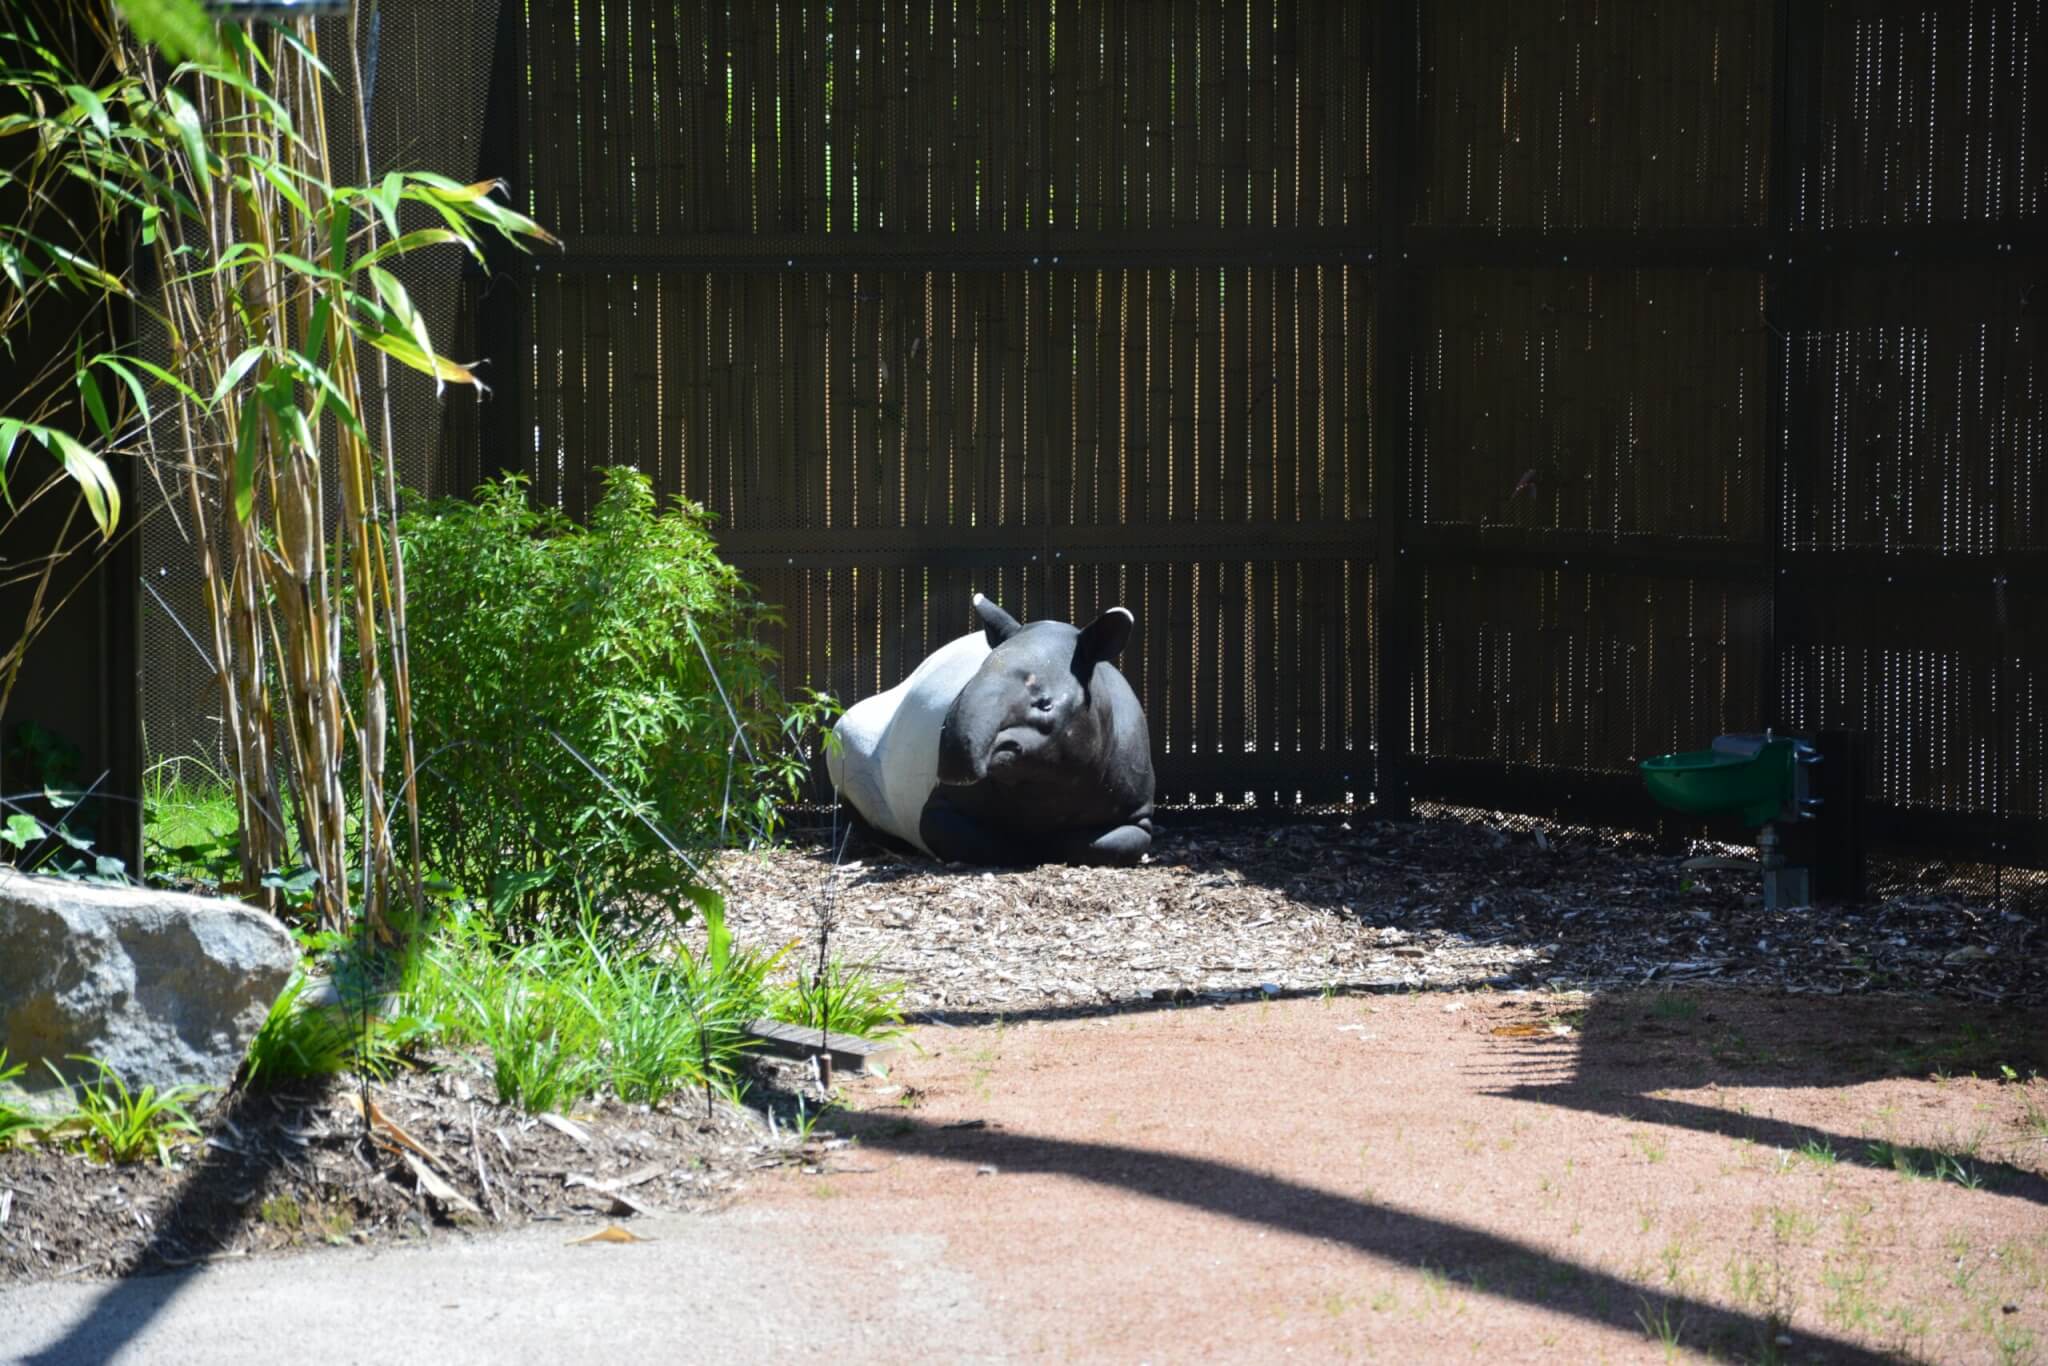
[142,760,241,888]
[398,469,826,937]
[0,1051,39,1148]
[401,900,789,1112]
[239,969,419,1091]
[48,1056,206,1166]
[2,1,556,930]
[768,959,909,1042]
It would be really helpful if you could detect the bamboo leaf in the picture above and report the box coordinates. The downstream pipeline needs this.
[28,235,126,295]
[351,227,472,274]
[370,172,402,239]
[409,173,504,204]
[369,265,443,396]
[279,352,367,443]
[118,356,201,404]
[92,355,152,428]
[255,158,311,221]
[60,84,111,140]
[327,198,349,268]
[160,89,209,194]
[263,377,315,456]
[363,329,478,388]
[76,348,113,438]
[232,389,260,522]
[449,192,561,247]
[0,418,26,508]
[273,251,343,283]
[111,0,229,68]
[300,292,331,367]
[44,427,120,538]
[270,25,334,83]
[211,346,264,404]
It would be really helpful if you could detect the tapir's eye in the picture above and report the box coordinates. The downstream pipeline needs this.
[1032,695,1054,711]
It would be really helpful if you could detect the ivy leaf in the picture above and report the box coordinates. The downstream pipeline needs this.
[2,813,43,850]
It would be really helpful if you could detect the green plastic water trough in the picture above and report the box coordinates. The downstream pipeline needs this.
[1639,736,1799,828]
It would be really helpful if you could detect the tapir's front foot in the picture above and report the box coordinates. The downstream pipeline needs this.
[918,803,1015,866]
[1047,820,1153,867]
[921,804,1153,867]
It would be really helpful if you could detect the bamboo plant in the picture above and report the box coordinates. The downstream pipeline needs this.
[0,0,555,933]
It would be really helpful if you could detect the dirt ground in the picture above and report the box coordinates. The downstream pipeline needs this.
[4,811,2046,1361]
[758,989,2048,1363]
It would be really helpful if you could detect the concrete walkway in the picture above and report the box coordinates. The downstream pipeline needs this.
[1,1208,1003,1366]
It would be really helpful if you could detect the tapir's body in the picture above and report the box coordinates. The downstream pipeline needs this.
[826,596,1155,865]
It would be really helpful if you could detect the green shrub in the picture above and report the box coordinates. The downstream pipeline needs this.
[142,759,242,890]
[397,468,819,938]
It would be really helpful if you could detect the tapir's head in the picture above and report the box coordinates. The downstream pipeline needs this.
[935,594,1135,787]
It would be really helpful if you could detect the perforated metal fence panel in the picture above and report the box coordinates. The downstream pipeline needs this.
[134,0,2047,881]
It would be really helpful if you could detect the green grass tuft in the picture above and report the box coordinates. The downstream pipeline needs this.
[50,1056,207,1166]
[768,958,909,1041]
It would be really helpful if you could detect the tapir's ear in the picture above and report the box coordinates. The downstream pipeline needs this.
[1075,606,1135,668]
[972,592,1022,648]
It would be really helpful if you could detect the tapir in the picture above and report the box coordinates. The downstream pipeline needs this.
[825,594,1155,866]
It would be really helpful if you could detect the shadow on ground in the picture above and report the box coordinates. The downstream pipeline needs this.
[817,1088,1897,1363]
[13,1078,365,1366]
[1482,990,2048,1207]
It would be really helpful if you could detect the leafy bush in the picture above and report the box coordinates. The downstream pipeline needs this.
[398,469,820,937]
[142,760,241,890]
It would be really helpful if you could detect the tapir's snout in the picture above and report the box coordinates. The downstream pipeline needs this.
[935,702,988,785]
[937,670,1023,786]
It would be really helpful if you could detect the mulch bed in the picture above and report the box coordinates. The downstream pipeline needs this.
[717,808,2047,1013]
[0,1051,816,1284]
[2,808,2041,1285]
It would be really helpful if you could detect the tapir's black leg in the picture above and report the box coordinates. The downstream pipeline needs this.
[917,801,1018,866]
[1044,820,1152,867]
[837,802,919,858]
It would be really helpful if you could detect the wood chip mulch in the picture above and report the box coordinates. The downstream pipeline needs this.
[714,809,2047,1016]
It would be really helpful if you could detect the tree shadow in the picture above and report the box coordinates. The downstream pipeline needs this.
[818,1103,1898,1364]
[1483,991,2048,1207]
[13,1076,378,1366]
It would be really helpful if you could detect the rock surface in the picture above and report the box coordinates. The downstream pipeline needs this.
[0,871,296,1095]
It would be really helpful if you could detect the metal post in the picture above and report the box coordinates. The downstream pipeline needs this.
[1370,0,1419,819]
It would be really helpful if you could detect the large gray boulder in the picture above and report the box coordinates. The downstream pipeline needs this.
[0,870,297,1096]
